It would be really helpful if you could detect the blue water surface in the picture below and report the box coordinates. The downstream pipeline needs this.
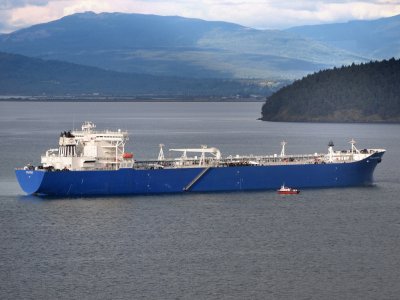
[0,101,399,299]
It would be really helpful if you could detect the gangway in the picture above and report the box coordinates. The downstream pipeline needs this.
[183,167,211,191]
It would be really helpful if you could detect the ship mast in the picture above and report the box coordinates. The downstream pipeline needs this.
[280,141,287,157]
[158,144,165,161]
[349,138,358,154]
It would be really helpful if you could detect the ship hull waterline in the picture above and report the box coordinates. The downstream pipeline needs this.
[15,152,384,197]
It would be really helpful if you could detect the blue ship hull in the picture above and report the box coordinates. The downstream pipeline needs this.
[15,152,384,197]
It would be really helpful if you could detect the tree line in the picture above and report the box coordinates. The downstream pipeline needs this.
[261,58,400,122]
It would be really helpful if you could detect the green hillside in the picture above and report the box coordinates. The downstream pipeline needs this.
[261,58,400,122]
[0,52,276,97]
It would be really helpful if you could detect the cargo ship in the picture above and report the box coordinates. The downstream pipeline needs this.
[16,121,385,196]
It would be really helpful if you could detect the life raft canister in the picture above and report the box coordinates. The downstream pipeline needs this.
[122,152,134,159]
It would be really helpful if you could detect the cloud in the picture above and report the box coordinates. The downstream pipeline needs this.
[186,0,400,28]
[0,0,49,10]
[1,0,400,33]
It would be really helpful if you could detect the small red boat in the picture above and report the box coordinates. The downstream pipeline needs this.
[277,185,300,195]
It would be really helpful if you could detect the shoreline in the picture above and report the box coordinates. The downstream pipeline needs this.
[0,96,265,103]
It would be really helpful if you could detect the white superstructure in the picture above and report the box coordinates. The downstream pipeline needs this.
[39,122,385,171]
[41,121,132,170]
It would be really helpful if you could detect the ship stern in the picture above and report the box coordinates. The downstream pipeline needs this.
[15,169,45,195]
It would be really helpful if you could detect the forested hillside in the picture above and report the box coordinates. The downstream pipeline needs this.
[261,58,400,122]
[0,52,274,97]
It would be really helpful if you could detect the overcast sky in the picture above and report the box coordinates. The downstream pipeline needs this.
[1,0,399,33]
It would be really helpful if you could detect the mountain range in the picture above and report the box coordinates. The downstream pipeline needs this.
[287,14,400,59]
[0,12,367,80]
[0,12,399,97]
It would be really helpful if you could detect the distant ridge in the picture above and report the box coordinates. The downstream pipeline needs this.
[261,58,400,123]
[287,14,400,60]
[0,51,275,97]
[0,12,363,79]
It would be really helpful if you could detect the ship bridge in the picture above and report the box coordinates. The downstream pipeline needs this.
[41,122,132,170]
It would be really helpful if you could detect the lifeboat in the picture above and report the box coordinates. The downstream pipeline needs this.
[277,185,300,195]
[122,152,134,159]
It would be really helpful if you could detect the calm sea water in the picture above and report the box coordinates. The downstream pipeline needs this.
[1,101,399,299]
